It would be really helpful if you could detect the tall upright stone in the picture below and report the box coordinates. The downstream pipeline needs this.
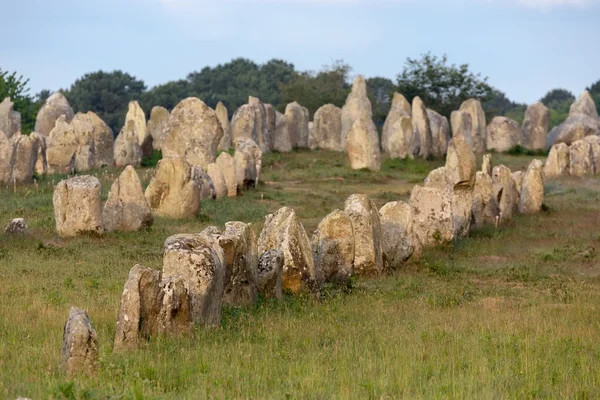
[0,130,14,184]
[53,176,104,237]
[103,166,153,232]
[472,171,498,228]
[234,138,262,189]
[445,135,476,190]
[216,151,237,197]
[162,233,225,326]
[147,106,169,151]
[231,104,257,144]
[61,308,98,376]
[258,207,321,294]
[311,210,355,285]
[273,111,292,152]
[47,115,77,174]
[125,101,151,157]
[72,111,114,168]
[341,75,372,147]
[451,110,473,143]
[519,159,544,214]
[521,102,549,151]
[35,92,74,136]
[162,98,223,168]
[412,97,432,159]
[459,99,487,153]
[492,165,519,223]
[30,132,47,175]
[249,96,273,153]
[144,157,201,219]
[427,108,450,158]
[382,92,412,158]
[310,104,342,151]
[344,194,383,277]
[546,91,600,148]
[382,116,413,159]
[543,143,570,178]
[215,102,231,151]
[0,97,21,138]
[486,117,522,152]
[378,201,414,269]
[569,139,594,177]
[114,119,143,168]
[285,102,309,149]
[409,185,453,252]
[10,133,37,183]
[206,163,227,199]
[346,118,381,171]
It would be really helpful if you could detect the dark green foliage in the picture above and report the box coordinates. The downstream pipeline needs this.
[279,60,351,118]
[586,79,600,115]
[139,80,190,115]
[505,145,547,157]
[141,150,162,168]
[64,70,147,134]
[396,53,493,118]
[0,69,39,134]
[367,76,395,129]
[483,89,527,124]
[540,88,575,109]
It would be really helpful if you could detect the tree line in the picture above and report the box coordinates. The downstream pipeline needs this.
[2,54,599,135]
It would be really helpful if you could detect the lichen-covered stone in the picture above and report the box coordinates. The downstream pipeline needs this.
[34,92,74,136]
[543,143,570,178]
[379,201,414,269]
[522,102,549,151]
[459,99,487,153]
[341,75,372,147]
[257,249,283,299]
[234,137,262,189]
[53,176,104,237]
[273,111,292,153]
[310,104,342,151]
[487,116,522,152]
[285,102,309,149]
[311,210,354,284]
[427,108,450,158]
[4,218,28,235]
[472,171,498,228]
[346,118,381,171]
[569,139,594,177]
[519,159,544,214]
[216,152,237,197]
[412,97,432,159]
[103,166,153,232]
[114,119,142,168]
[344,194,383,277]
[147,106,170,151]
[206,163,227,199]
[215,102,231,151]
[0,97,21,138]
[61,307,98,376]
[492,165,519,223]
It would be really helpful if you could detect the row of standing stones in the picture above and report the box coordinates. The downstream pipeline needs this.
[58,135,548,376]
[2,77,599,187]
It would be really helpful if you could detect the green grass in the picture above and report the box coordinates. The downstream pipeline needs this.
[1,150,600,399]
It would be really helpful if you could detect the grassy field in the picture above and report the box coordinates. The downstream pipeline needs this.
[1,150,599,399]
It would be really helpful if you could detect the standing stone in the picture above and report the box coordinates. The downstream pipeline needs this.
[114,265,192,351]
[382,92,412,156]
[103,166,153,232]
[311,210,354,285]
[249,96,272,153]
[285,102,310,149]
[231,104,257,144]
[147,106,170,151]
[459,99,487,153]
[72,112,114,169]
[341,75,372,147]
[215,102,231,151]
[481,154,492,175]
[34,92,74,136]
[162,233,226,326]
[206,163,227,199]
[472,171,498,228]
[216,152,237,197]
[144,157,201,219]
[584,135,600,173]
[61,308,98,376]
[0,130,14,184]
[424,167,448,190]
[4,218,28,235]
[486,116,522,152]
[257,249,284,299]
[543,143,570,178]
[310,104,343,151]
[217,222,259,306]
[273,111,292,152]
[569,139,594,177]
[162,98,223,168]
[125,101,152,158]
[522,102,549,151]
[379,201,414,269]
[451,110,473,144]
[546,91,600,148]
[10,133,37,183]
[346,118,381,171]
[114,265,162,351]
[30,132,47,175]
[192,166,217,200]
[492,165,519,223]
[412,97,433,159]
[114,119,143,168]
[512,171,524,194]
[519,159,544,214]
[427,108,450,158]
[53,176,104,237]
[445,135,477,190]
[409,185,453,250]
[382,116,413,159]
[47,115,77,174]
[570,91,599,119]
[258,207,321,294]
[344,194,383,277]
[234,138,262,189]
[0,98,21,138]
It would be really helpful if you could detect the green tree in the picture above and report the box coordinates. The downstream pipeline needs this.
[483,89,527,124]
[64,70,146,134]
[0,69,38,133]
[396,53,493,118]
[280,60,351,118]
[140,79,190,115]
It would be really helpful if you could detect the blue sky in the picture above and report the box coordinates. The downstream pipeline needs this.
[1,0,598,104]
